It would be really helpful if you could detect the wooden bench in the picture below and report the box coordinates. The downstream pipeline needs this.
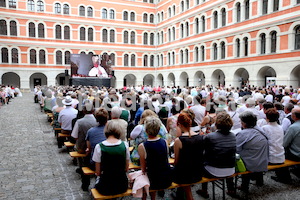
[69,151,86,158]
[58,133,71,138]
[64,141,75,148]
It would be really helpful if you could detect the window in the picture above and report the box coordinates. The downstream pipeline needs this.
[109,9,115,19]
[185,49,188,63]
[260,33,266,54]
[244,37,248,56]
[38,23,44,38]
[168,7,171,18]
[295,26,300,50]
[245,0,250,19]
[150,33,154,45]
[55,25,62,39]
[102,29,108,42]
[37,0,44,12]
[185,0,189,9]
[130,31,135,44]
[79,6,85,16]
[143,13,148,22]
[173,5,176,16]
[273,0,279,12]
[10,21,17,36]
[221,42,225,59]
[150,55,154,67]
[110,30,115,43]
[195,18,199,34]
[65,51,71,64]
[157,32,160,45]
[11,48,18,63]
[172,52,175,65]
[172,27,175,40]
[161,31,164,44]
[123,11,128,20]
[143,32,148,45]
[168,53,171,65]
[80,27,85,41]
[9,0,16,8]
[180,50,183,64]
[160,54,163,66]
[28,0,34,11]
[29,22,35,37]
[262,0,268,14]
[270,31,277,53]
[87,7,93,17]
[56,50,62,64]
[200,45,205,61]
[1,48,8,63]
[201,16,205,32]
[185,22,189,37]
[181,1,184,12]
[168,29,171,42]
[64,26,70,40]
[63,4,69,14]
[221,8,226,26]
[124,54,129,66]
[30,49,36,64]
[213,43,217,60]
[150,0,153,3]
[88,28,93,41]
[150,14,154,23]
[39,49,45,64]
[236,3,241,22]
[55,3,61,14]
[102,9,107,19]
[213,11,218,29]
[236,39,240,57]
[195,47,199,62]
[131,54,135,66]
[130,12,135,21]
[144,55,148,66]
[0,0,6,7]
[124,31,128,43]
[161,12,164,21]
[0,20,7,35]
[180,24,184,38]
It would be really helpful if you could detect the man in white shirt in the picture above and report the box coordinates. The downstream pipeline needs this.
[281,103,294,133]
[190,95,206,125]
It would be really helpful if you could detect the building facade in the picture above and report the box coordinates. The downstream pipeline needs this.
[0,0,300,89]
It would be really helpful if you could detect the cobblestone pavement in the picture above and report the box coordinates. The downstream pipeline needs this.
[0,93,300,200]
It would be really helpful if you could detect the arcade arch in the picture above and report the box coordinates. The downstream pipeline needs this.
[233,68,249,88]
[257,66,276,87]
[143,74,154,86]
[179,72,189,87]
[123,74,136,87]
[193,71,205,87]
[290,65,300,88]
[157,73,164,86]
[167,73,175,87]
[29,73,47,89]
[55,73,65,86]
[211,69,225,87]
[1,72,20,87]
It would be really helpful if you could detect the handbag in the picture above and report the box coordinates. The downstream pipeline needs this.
[235,154,246,172]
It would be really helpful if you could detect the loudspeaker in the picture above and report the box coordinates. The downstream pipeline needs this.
[65,69,69,76]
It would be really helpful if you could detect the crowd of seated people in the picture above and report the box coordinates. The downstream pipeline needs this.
[0,85,22,107]
[37,84,300,199]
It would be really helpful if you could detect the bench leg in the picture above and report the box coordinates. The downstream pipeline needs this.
[212,181,215,200]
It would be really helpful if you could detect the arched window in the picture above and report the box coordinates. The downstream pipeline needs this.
[131,54,135,66]
[0,20,7,35]
[124,31,128,44]
[143,13,148,22]
[65,51,71,64]
[185,22,189,37]
[88,28,93,41]
[9,0,17,8]
[270,31,277,53]
[195,47,199,62]
[157,32,160,45]
[161,31,164,44]
[1,0,6,7]
[109,53,115,65]
[56,50,62,64]
[262,0,268,14]
[102,8,107,19]
[55,3,61,14]
[168,7,171,18]
[186,0,189,9]
[109,9,115,19]
[87,7,93,17]
[168,52,171,65]
[64,26,70,40]
[150,55,154,67]
[201,16,205,32]
[143,32,148,45]
[221,8,226,26]
[11,48,18,63]
[124,54,129,66]
[181,1,184,12]
[180,50,184,64]
[63,4,69,14]
[172,27,175,40]
[195,18,199,34]
[157,13,160,23]
[200,45,205,61]
[150,33,154,45]
[160,54,163,66]
[130,31,135,44]
[110,30,115,43]
[144,55,148,66]
[236,39,240,57]
[79,6,85,16]
[37,0,44,12]
[185,49,188,63]
[244,37,248,56]
[80,27,85,41]
[123,11,128,20]
[236,3,241,22]
[173,5,176,16]
[30,49,36,64]
[29,22,35,37]
[39,49,45,64]
[55,25,62,39]
[161,12,164,21]
[213,43,217,60]
[172,52,175,65]
[295,26,300,50]
[260,33,266,54]
[221,42,225,59]
[102,29,108,42]
[150,14,154,23]
[130,12,135,21]
[273,0,279,11]
[213,11,218,29]
[1,47,8,63]
[180,24,184,38]
[28,0,34,11]
[38,23,44,38]
[168,29,171,41]
[245,0,250,20]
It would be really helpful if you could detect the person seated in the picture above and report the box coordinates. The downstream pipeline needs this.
[173,113,205,200]
[92,120,130,195]
[138,116,172,200]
